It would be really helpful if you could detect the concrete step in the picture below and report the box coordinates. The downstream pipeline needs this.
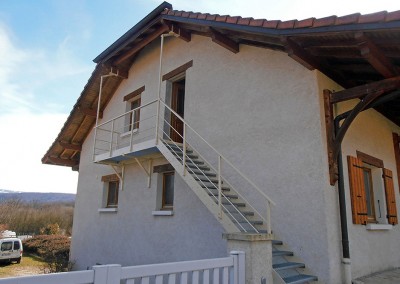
[273,262,305,271]
[272,240,283,245]
[187,163,209,171]
[208,192,238,199]
[273,250,294,257]
[282,274,318,284]
[188,168,217,177]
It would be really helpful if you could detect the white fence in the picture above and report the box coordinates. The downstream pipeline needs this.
[0,251,245,284]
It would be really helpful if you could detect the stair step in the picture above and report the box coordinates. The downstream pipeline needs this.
[272,240,283,245]
[188,169,217,177]
[187,163,210,171]
[273,250,294,257]
[208,192,238,199]
[239,220,263,225]
[229,211,254,216]
[201,184,230,191]
[282,274,318,284]
[173,152,198,160]
[273,262,305,271]
[195,176,218,183]
[167,145,193,154]
[221,201,246,207]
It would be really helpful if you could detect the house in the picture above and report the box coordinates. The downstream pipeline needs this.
[43,2,400,283]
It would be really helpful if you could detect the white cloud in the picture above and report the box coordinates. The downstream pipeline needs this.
[0,112,78,193]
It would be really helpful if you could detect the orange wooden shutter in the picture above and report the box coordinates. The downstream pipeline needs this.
[347,156,368,224]
[383,168,398,225]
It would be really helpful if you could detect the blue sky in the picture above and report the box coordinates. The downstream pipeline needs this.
[0,0,399,193]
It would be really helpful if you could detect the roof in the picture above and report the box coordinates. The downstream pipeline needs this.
[42,2,400,168]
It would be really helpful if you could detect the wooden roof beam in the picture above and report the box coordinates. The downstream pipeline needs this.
[114,25,170,65]
[169,24,192,42]
[282,37,350,87]
[210,28,239,54]
[78,106,103,118]
[58,141,82,151]
[355,32,399,78]
[46,157,79,167]
[330,76,400,103]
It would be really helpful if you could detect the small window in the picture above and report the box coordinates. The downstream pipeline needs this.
[362,166,376,221]
[1,242,12,251]
[101,174,120,210]
[123,86,144,133]
[162,172,175,209]
[13,241,20,250]
[107,181,119,208]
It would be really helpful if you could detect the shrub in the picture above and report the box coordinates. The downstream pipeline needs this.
[23,235,73,272]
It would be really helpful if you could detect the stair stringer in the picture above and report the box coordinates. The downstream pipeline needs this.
[272,233,322,284]
[157,140,241,233]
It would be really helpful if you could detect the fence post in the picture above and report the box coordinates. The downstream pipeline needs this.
[231,251,245,284]
[93,264,121,284]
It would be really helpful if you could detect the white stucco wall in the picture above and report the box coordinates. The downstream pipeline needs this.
[70,34,386,283]
[318,73,400,280]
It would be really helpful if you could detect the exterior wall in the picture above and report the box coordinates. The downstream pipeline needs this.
[72,34,344,282]
[318,73,400,279]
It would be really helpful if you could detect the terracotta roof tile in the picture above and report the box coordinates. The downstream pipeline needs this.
[206,14,217,21]
[226,16,240,24]
[163,9,400,30]
[263,20,280,29]
[359,11,387,23]
[237,17,253,25]
[386,10,400,22]
[278,20,296,29]
[189,12,200,19]
[335,13,360,25]
[294,18,315,28]
[249,19,265,27]
[216,15,228,22]
[313,16,337,27]
[197,13,208,20]
[181,11,191,17]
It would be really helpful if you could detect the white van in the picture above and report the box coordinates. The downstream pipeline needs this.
[0,238,23,263]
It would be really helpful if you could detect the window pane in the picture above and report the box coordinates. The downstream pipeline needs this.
[163,173,174,207]
[130,100,140,130]
[363,169,374,218]
[107,181,119,207]
[1,242,12,251]
[14,241,20,250]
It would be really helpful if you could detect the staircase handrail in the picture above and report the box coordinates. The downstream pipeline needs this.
[159,99,276,207]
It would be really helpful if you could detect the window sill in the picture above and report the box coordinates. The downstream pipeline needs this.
[98,208,118,213]
[152,210,174,216]
[366,224,392,231]
[120,129,138,138]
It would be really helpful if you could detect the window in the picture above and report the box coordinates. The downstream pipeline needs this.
[101,174,120,210]
[123,86,144,133]
[347,153,398,225]
[13,241,20,250]
[1,242,12,251]
[162,172,174,209]
[107,181,119,208]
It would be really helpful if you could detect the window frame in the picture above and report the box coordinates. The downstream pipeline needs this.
[123,86,145,133]
[101,174,120,210]
[106,180,119,208]
[161,172,175,210]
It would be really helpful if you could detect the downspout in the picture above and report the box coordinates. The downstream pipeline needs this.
[334,117,352,284]
[155,29,179,145]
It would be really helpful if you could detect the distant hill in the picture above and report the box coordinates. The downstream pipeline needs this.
[0,189,75,203]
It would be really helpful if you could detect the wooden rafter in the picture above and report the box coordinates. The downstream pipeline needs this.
[78,107,103,118]
[47,157,79,167]
[282,37,350,87]
[169,23,192,42]
[210,28,239,54]
[355,32,399,78]
[114,25,170,65]
[58,141,82,151]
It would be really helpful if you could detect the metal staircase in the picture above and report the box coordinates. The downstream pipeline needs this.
[157,140,318,284]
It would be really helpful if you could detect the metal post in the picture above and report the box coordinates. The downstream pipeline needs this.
[218,155,222,219]
[110,120,115,157]
[183,123,187,176]
[266,201,272,235]
[92,75,104,161]
[129,110,135,151]
[155,34,165,145]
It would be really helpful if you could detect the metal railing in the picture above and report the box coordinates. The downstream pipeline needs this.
[92,98,275,234]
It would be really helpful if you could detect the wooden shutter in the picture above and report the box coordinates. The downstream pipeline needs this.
[347,156,368,224]
[393,133,400,192]
[383,168,398,225]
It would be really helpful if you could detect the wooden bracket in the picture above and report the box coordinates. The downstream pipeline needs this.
[169,23,191,42]
[58,141,82,151]
[210,28,239,54]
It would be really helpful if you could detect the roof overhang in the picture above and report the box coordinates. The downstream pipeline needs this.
[43,2,400,168]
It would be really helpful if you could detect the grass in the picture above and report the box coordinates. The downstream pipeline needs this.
[0,254,46,278]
